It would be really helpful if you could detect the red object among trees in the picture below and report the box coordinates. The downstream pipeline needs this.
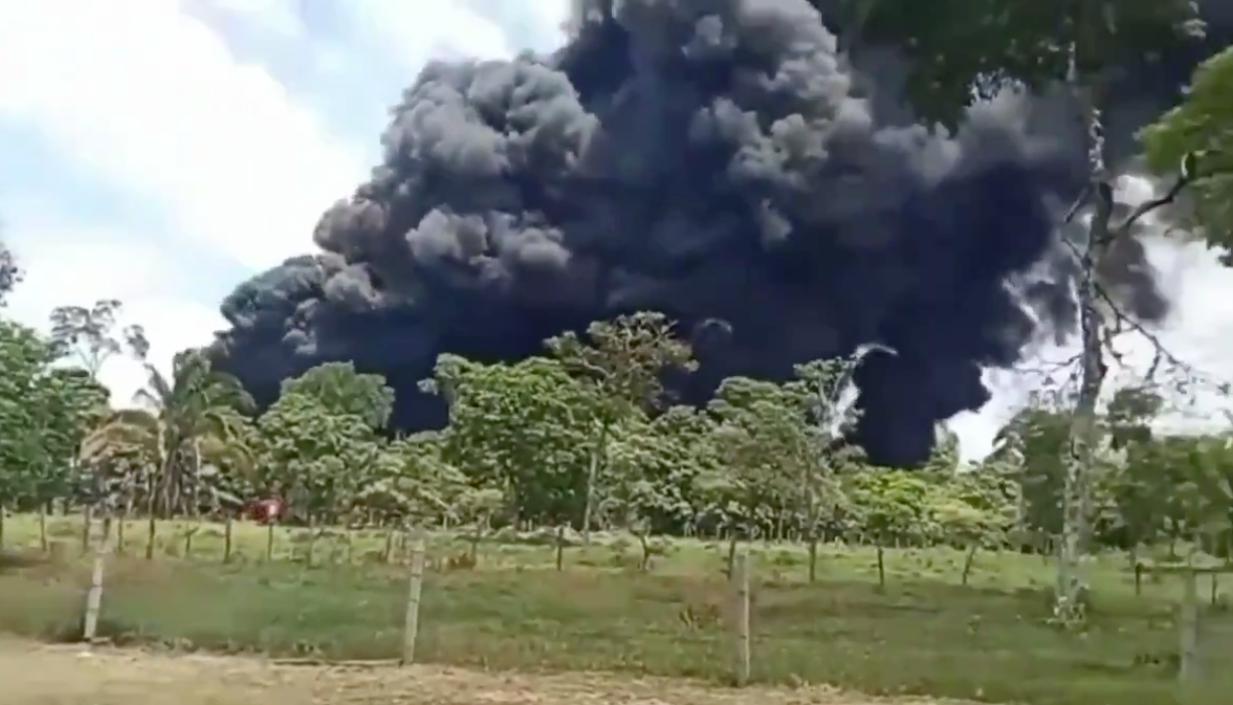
[244,498,283,525]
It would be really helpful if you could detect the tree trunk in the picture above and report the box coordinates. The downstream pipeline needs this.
[469,519,483,566]
[145,459,160,560]
[306,517,317,568]
[1056,57,1111,627]
[876,543,886,590]
[223,517,233,564]
[808,533,819,584]
[116,515,126,555]
[727,531,739,579]
[143,510,157,560]
[961,544,978,587]
[555,524,565,572]
[581,422,609,546]
[266,521,275,563]
[636,531,650,572]
[383,529,395,564]
[39,505,49,553]
[0,504,5,550]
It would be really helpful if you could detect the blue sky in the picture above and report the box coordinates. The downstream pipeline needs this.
[2,0,1230,460]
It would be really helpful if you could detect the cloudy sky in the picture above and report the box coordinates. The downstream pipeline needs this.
[2,0,1230,461]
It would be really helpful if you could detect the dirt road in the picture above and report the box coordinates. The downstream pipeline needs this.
[0,638,970,705]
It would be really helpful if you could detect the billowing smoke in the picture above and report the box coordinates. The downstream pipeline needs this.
[210,0,1230,466]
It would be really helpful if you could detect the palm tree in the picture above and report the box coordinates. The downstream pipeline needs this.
[80,349,253,557]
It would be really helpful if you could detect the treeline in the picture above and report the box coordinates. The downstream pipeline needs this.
[3,305,1232,577]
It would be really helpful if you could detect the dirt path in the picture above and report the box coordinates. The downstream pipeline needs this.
[0,638,973,705]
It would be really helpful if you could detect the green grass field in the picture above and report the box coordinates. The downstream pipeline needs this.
[2,513,1232,705]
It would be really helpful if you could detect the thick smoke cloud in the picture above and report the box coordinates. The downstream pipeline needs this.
[211,0,1230,466]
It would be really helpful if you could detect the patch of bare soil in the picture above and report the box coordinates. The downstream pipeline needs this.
[0,638,974,705]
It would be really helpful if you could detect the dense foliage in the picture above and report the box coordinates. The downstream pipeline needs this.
[6,297,1233,575]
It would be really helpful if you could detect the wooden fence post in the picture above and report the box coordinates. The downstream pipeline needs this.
[223,517,234,564]
[733,548,751,687]
[1179,568,1200,686]
[82,520,108,644]
[402,535,426,665]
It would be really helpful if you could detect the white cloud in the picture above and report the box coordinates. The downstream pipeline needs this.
[0,0,366,271]
[1,202,225,408]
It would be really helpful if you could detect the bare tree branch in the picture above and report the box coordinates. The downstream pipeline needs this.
[1114,173,1192,235]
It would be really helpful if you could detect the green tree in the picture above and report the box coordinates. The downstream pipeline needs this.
[0,322,106,546]
[1104,386,1168,564]
[783,356,867,581]
[702,376,809,574]
[836,0,1206,624]
[359,432,467,527]
[427,354,591,529]
[81,349,253,559]
[1138,434,1233,561]
[279,361,395,431]
[1142,46,1233,262]
[49,299,147,382]
[929,472,1017,586]
[254,391,381,526]
[847,469,934,589]
[546,312,697,544]
[603,411,706,570]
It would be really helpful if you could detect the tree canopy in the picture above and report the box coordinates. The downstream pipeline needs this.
[1141,45,1233,262]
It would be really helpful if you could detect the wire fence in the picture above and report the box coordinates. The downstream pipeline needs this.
[3,511,1233,700]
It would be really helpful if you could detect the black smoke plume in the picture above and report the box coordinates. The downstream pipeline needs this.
[210,0,1231,466]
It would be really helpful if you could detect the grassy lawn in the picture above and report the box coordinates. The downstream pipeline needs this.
[2,513,1232,705]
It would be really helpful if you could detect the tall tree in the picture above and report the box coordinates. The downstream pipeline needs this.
[836,0,1206,623]
[784,356,866,580]
[279,362,395,431]
[254,391,383,526]
[702,376,812,572]
[0,322,104,545]
[49,299,147,382]
[546,312,697,543]
[427,354,591,528]
[360,432,468,529]
[81,349,253,524]
[847,468,935,589]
